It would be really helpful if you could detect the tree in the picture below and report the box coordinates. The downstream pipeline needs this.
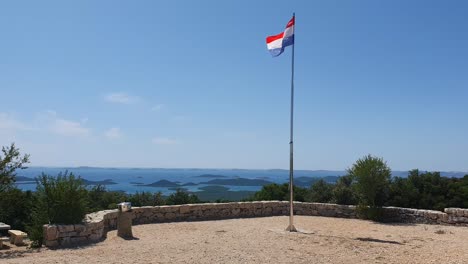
[308,179,333,203]
[348,155,391,220]
[129,191,165,207]
[252,183,308,202]
[0,189,33,230]
[87,185,127,212]
[166,189,201,205]
[0,143,30,192]
[28,171,89,246]
[332,175,357,205]
[34,171,88,224]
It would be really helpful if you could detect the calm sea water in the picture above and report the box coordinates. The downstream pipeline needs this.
[15,167,346,194]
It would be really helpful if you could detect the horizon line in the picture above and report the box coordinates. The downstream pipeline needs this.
[23,166,468,173]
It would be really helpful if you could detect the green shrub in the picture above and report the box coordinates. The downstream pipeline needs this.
[332,175,357,205]
[128,191,165,207]
[35,171,88,224]
[308,179,333,203]
[27,194,49,248]
[166,189,200,205]
[0,188,33,230]
[356,204,384,221]
[87,185,127,211]
[253,183,308,202]
[27,171,88,246]
[348,155,391,221]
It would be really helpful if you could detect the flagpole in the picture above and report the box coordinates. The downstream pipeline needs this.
[286,12,297,232]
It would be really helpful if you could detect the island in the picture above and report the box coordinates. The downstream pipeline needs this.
[82,179,117,185]
[133,179,180,187]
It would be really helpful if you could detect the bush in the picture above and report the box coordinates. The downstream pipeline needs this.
[166,189,200,205]
[0,188,33,230]
[87,185,127,212]
[128,191,165,207]
[356,204,384,221]
[308,179,333,203]
[253,183,308,202]
[27,171,88,246]
[332,175,357,205]
[348,155,391,221]
[36,172,88,224]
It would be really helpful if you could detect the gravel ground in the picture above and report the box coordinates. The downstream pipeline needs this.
[1,216,468,264]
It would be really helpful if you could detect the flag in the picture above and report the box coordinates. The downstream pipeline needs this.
[266,16,295,57]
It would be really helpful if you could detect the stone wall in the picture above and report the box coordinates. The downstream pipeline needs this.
[43,202,468,248]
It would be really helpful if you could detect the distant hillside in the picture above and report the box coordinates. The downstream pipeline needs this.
[201,178,272,186]
[136,180,180,187]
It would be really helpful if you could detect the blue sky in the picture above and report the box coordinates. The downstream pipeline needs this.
[1,0,467,171]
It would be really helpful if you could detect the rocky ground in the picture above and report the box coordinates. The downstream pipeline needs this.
[1,215,468,263]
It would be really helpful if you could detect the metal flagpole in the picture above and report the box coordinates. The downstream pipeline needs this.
[286,12,297,232]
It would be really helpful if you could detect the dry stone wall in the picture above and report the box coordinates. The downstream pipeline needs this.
[43,202,468,248]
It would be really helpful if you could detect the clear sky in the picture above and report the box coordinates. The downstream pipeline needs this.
[1,0,467,171]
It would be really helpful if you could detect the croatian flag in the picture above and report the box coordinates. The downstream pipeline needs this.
[266,16,295,57]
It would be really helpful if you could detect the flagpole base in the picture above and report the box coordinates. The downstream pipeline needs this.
[285,224,297,232]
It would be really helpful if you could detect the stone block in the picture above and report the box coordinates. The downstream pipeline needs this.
[74,224,86,233]
[78,230,91,237]
[89,233,102,241]
[165,212,176,220]
[60,237,71,247]
[444,208,457,214]
[45,239,59,248]
[59,231,77,238]
[45,225,58,241]
[70,236,87,244]
[180,205,192,214]
[57,224,74,233]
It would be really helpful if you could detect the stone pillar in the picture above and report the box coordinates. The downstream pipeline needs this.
[117,211,133,239]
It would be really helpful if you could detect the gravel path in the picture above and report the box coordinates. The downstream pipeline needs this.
[1,216,468,264]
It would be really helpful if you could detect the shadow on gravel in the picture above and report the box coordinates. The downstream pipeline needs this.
[355,237,404,245]
[0,248,41,260]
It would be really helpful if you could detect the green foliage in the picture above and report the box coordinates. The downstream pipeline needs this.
[128,191,165,207]
[28,171,88,246]
[348,155,391,208]
[332,175,356,205]
[0,143,33,234]
[307,179,333,203]
[166,189,201,205]
[0,189,33,230]
[356,204,384,221]
[87,185,127,211]
[34,171,88,224]
[387,170,468,211]
[27,194,49,248]
[0,143,30,192]
[253,183,288,201]
[253,183,308,202]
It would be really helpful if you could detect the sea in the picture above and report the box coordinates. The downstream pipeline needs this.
[15,167,346,195]
[15,167,467,195]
